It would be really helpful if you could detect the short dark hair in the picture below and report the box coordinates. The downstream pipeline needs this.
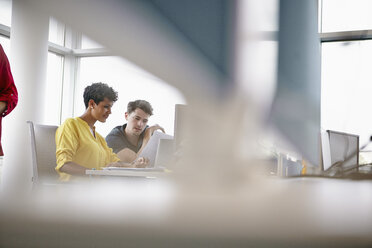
[83,82,118,108]
[127,100,153,116]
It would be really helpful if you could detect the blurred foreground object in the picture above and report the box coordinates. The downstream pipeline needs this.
[269,0,321,168]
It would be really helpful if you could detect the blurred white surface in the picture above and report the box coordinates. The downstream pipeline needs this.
[1,176,372,247]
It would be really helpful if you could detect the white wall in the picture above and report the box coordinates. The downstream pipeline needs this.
[1,0,49,193]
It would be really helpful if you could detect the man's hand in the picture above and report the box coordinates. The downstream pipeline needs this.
[145,124,165,138]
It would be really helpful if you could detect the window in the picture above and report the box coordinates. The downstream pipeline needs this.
[44,52,64,125]
[38,17,69,126]
[0,13,69,127]
[0,0,12,27]
[48,17,65,46]
[0,0,11,56]
[235,0,278,117]
[320,0,372,147]
[43,15,187,136]
[0,36,10,56]
[321,0,372,32]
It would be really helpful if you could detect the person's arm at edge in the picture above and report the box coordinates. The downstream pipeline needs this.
[0,102,6,115]
[0,44,18,116]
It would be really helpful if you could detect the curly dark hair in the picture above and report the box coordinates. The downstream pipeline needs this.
[127,100,153,116]
[83,82,118,108]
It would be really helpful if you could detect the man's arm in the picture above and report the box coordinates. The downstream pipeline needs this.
[116,148,137,163]
[116,124,165,163]
[133,124,165,159]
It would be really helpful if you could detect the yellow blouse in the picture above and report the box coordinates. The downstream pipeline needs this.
[55,117,120,181]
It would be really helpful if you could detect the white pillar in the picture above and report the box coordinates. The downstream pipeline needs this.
[1,0,49,193]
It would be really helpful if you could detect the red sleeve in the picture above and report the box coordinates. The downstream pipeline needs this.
[0,44,18,117]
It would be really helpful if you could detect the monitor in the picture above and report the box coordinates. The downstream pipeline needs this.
[327,130,359,173]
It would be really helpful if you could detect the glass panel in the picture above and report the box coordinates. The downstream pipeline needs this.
[0,0,12,27]
[77,56,186,137]
[321,40,372,148]
[81,34,104,49]
[236,0,279,117]
[237,40,277,115]
[48,17,65,46]
[44,52,64,125]
[322,0,372,32]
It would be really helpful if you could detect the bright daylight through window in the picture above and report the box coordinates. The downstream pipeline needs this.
[46,17,186,136]
[320,0,372,150]
[78,56,186,137]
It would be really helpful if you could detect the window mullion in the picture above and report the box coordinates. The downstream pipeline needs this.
[60,26,80,123]
[320,30,372,42]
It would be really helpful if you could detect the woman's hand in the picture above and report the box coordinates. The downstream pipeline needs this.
[111,157,149,168]
[131,157,149,168]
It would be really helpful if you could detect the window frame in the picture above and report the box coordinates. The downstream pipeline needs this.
[318,0,372,147]
[0,20,113,125]
[318,0,372,42]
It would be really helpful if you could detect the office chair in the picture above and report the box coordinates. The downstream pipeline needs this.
[27,121,59,187]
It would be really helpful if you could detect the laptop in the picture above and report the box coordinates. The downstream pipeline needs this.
[153,138,175,168]
[104,131,173,172]
[138,130,173,168]
[105,104,182,172]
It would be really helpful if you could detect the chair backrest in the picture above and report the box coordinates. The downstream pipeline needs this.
[27,121,59,185]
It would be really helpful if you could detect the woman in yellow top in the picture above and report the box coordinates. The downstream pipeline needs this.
[55,82,148,181]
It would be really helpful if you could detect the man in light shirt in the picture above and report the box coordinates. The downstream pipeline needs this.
[106,100,164,163]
